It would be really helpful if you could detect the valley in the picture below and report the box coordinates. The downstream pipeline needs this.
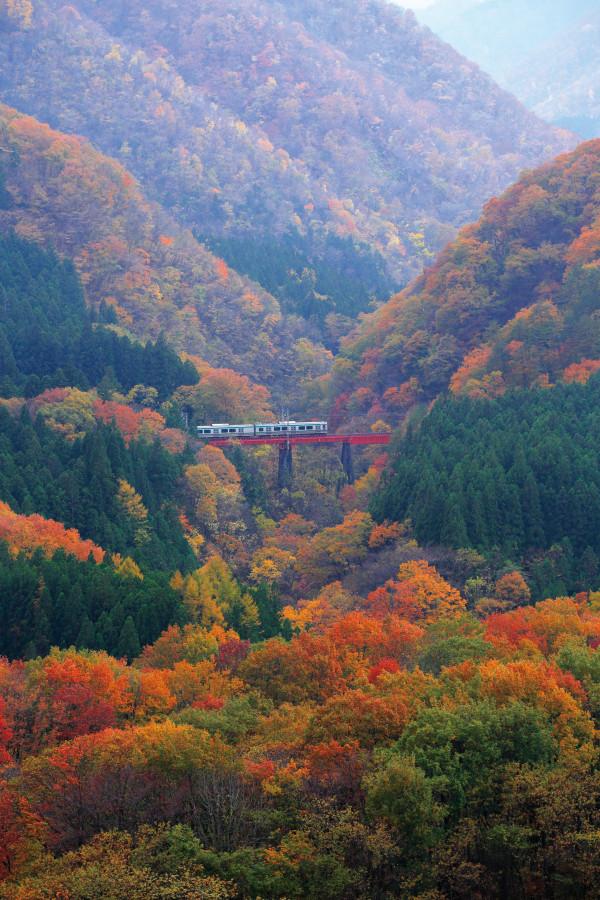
[0,2,599,897]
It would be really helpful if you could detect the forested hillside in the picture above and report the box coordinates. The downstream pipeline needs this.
[373,379,600,598]
[0,104,330,402]
[0,233,197,398]
[330,140,600,428]
[0,0,571,315]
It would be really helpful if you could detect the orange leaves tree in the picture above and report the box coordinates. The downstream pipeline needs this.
[366,560,466,623]
[485,596,600,655]
[493,570,531,609]
[174,361,273,425]
[238,633,348,704]
[0,501,105,563]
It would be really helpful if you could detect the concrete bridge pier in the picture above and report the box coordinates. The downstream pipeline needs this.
[278,443,293,489]
[341,441,355,484]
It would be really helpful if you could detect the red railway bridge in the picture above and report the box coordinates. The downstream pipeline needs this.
[207,432,391,487]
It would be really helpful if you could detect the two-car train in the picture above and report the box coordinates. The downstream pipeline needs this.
[197,420,328,437]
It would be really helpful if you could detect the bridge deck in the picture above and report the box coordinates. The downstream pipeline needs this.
[207,433,391,448]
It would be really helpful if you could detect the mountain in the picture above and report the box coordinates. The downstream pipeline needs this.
[363,137,600,597]
[0,0,572,318]
[2,6,600,896]
[330,139,600,428]
[418,0,598,86]
[0,103,330,402]
[506,12,600,139]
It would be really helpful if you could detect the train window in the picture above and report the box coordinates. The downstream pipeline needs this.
[298,426,305,430]
[220,428,228,433]
[274,426,281,432]
[258,427,264,432]
[306,425,313,430]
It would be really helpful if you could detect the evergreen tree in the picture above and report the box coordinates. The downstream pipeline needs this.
[116,616,141,661]
[0,232,197,398]
[373,377,600,596]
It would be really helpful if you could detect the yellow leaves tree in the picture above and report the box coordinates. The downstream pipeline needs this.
[184,463,219,533]
[30,388,96,440]
[294,511,374,592]
[113,554,144,581]
[282,598,327,634]
[178,513,205,559]
[185,447,244,537]
[116,480,151,546]
[138,621,240,668]
[250,546,296,586]
[282,582,359,634]
[173,556,259,635]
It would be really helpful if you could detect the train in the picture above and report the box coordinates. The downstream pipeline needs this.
[197,420,328,437]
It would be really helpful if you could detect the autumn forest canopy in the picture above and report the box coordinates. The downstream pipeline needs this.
[1,0,600,897]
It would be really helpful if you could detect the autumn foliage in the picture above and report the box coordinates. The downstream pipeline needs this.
[0,501,104,563]
[333,140,600,427]
[0,581,598,896]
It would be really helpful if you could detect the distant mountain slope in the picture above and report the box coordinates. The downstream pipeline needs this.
[506,12,600,140]
[419,0,600,140]
[419,0,598,85]
[0,0,572,314]
[330,140,600,427]
[0,104,329,400]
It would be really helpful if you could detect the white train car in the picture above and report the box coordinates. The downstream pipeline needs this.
[197,420,328,437]
[254,420,328,435]
[196,423,255,436]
